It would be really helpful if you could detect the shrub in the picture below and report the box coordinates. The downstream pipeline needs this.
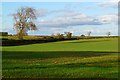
[0,32,8,36]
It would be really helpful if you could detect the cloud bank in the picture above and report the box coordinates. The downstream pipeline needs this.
[36,9,117,28]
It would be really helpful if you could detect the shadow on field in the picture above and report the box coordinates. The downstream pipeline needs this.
[2,38,77,46]
[69,40,110,43]
[2,51,117,59]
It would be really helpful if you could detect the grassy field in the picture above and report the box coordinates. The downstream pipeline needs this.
[2,38,119,78]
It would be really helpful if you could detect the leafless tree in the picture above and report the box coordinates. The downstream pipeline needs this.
[55,33,64,39]
[106,32,111,37]
[13,7,37,39]
[64,32,72,39]
[87,31,91,36]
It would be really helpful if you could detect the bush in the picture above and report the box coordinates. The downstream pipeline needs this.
[0,38,8,40]
[81,34,85,37]
[0,32,8,36]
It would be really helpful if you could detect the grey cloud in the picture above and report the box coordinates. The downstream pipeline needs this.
[37,12,117,28]
[36,8,73,17]
[36,9,49,17]
[98,1,118,8]
[8,7,117,28]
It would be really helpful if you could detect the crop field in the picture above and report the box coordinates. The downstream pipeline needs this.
[1,38,119,78]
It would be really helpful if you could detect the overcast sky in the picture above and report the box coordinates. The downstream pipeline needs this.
[1,1,118,36]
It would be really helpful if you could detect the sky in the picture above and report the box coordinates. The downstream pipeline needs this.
[0,0,118,36]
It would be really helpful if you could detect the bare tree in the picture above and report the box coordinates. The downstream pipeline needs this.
[64,32,72,39]
[13,7,37,39]
[87,31,91,36]
[56,33,64,39]
[106,32,111,37]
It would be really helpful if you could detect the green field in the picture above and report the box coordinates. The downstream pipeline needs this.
[2,38,119,78]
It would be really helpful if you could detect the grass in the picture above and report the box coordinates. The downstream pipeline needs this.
[2,38,119,78]
[2,38,118,51]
